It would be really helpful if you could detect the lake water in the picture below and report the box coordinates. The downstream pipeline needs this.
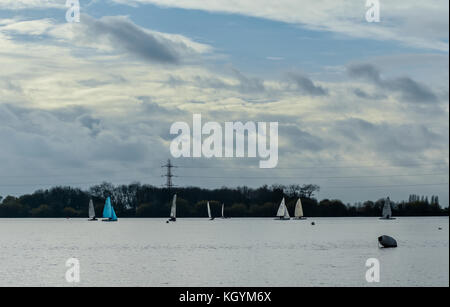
[0,217,448,287]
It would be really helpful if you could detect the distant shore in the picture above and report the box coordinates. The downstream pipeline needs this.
[1,184,447,218]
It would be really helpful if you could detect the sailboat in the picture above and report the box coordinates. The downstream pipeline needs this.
[275,198,290,220]
[379,197,396,220]
[168,194,177,222]
[102,197,118,222]
[293,198,307,220]
[207,201,215,220]
[221,203,230,219]
[88,199,97,221]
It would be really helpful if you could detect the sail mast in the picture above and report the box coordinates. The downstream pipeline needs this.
[207,202,212,219]
[284,202,290,219]
[170,194,177,219]
[103,197,112,219]
[89,199,95,219]
[382,197,393,218]
[294,198,304,218]
[276,198,286,217]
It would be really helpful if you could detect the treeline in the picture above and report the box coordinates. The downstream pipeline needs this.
[0,183,447,218]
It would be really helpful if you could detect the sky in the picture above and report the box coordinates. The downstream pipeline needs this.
[0,0,448,205]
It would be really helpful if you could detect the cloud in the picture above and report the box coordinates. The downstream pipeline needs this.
[0,16,212,66]
[348,64,438,104]
[0,103,169,181]
[281,124,329,153]
[353,88,386,100]
[0,0,64,10]
[0,12,448,204]
[286,72,328,96]
[172,69,267,96]
[0,18,54,35]
[112,0,449,51]
[88,16,179,64]
[333,118,446,160]
[231,68,266,94]
[46,15,212,64]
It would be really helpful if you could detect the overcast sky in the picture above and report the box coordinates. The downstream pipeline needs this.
[0,0,448,205]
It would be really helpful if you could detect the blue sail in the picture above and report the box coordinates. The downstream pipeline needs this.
[103,197,112,219]
[110,205,118,221]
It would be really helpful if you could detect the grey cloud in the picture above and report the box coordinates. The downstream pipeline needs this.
[78,75,127,88]
[286,72,328,96]
[281,124,329,152]
[348,64,438,104]
[348,64,382,84]
[91,133,149,162]
[0,103,173,193]
[353,88,387,100]
[183,69,266,95]
[0,104,159,165]
[78,114,102,136]
[231,68,265,94]
[388,77,439,104]
[333,118,444,158]
[79,16,191,64]
[169,69,327,99]
[0,79,22,93]
[137,96,185,116]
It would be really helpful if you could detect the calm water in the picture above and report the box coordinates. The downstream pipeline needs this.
[0,217,448,287]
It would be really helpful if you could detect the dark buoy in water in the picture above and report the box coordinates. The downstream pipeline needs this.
[438,227,442,230]
[311,222,315,226]
[166,220,169,224]
[378,235,397,248]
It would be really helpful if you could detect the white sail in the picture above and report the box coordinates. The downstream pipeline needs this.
[170,194,177,218]
[294,198,304,218]
[88,199,95,219]
[276,198,286,217]
[284,203,290,219]
[207,201,212,219]
[221,203,225,218]
[382,197,393,218]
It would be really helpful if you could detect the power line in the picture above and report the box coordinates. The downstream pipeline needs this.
[177,162,449,170]
[0,173,447,187]
[178,173,448,180]
[323,183,449,189]
[0,162,447,178]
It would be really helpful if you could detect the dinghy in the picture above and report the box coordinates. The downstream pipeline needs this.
[102,197,118,222]
[378,235,397,248]
[293,198,307,220]
[275,198,290,220]
[169,194,177,222]
[207,201,215,220]
[221,203,230,219]
[379,197,396,220]
[88,199,97,221]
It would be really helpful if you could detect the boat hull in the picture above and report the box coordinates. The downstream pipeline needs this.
[379,218,396,220]
[293,217,307,220]
[274,217,290,220]
[102,219,118,222]
[88,218,98,221]
[378,235,397,248]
